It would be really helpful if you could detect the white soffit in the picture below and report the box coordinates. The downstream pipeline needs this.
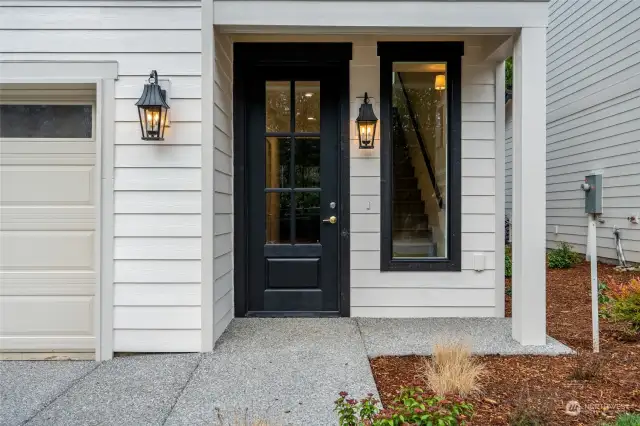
[213,1,548,28]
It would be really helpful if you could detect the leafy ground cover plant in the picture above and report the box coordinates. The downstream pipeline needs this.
[420,343,484,397]
[547,242,582,269]
[334,387,473,426]
[601,413,640,426]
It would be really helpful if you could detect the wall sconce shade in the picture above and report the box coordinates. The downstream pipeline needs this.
[136,70,170,141]
[434,74,446,91]
[356,92,378,149]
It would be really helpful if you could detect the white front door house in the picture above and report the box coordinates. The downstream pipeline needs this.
[0,0,548,360]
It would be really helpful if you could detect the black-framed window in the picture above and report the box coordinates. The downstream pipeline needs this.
[378,42,463,272]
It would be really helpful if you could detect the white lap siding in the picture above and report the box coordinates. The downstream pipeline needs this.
[232,34,498,317]
[350,37,497,317]
[213,29,234,340]
[0,1,204,352]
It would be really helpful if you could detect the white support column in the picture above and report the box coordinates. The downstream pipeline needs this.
[511,27,547,345]
[494,60,506,318]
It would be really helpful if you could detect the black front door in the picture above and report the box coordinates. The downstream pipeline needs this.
[237,47,349,316]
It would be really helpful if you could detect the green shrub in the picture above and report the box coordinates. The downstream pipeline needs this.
[547,242,581,269]
[601,413,640,426]
[334,387,474,426]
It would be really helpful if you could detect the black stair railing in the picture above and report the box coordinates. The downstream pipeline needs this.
[395,73,443,210]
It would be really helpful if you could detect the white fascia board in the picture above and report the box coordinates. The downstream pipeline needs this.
[213,1,548,28]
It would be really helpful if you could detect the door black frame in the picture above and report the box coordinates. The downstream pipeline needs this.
[232,42,352,317]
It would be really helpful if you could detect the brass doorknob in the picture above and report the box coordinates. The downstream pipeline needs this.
[323,216,337,224]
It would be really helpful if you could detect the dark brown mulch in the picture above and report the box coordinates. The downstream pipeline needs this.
[370,262,640,425]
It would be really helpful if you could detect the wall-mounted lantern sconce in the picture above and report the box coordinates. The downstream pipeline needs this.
[356,92,378,149]
[434,74,446,91]
[136,70,170,141]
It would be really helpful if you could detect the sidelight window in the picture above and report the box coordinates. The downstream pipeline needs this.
[379,42,463,271]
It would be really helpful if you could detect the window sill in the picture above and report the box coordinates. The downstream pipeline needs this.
[381,259,461,272]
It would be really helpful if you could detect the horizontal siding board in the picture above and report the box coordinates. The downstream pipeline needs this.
[114,214,201,237]
[0,30,201,53]
[113,306,200,329]
[0,7,201,30]
[114,191,201,214]
[114,237,201,260]
[114,168,201,191]
[351,196,380,215]
[113,330,200,352]
[351,269,495,288]
[114,260,200,283]
[113,283,200,306]
[351,288,495,307]
[0,52,202,76]
[462,139,495,159]
[114,145,201,168]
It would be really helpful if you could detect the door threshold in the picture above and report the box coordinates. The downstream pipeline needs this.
[246,311,341,318]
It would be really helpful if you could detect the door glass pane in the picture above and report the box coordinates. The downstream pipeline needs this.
[391,62,447,258]
[266,81,290,132]
[266,192,291,244]
[266,137,291,189]
[0,105,92,138]
[294,137,320,188]
[295,81,320,133]
[295,192,320,244]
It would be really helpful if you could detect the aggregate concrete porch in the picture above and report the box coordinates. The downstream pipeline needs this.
[1,318,572,426]
[357,318,574,357]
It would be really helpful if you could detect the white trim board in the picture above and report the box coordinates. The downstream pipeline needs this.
[213,1,548,28]
[0,60,118,361]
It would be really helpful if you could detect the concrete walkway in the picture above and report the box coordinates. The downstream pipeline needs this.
[0,318,573,426]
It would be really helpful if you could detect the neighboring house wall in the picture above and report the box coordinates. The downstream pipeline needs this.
[546,0,640,263]
[232,34,499,316]
[213,29,234,341]
[0,1,204,352]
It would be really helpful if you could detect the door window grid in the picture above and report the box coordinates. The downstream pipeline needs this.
[265,81,321,245]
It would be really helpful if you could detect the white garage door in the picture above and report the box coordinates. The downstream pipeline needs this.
[0,84,97,354]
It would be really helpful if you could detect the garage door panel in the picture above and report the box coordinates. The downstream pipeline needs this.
[0,206,94,230]
[0,165,94,205]
[0,231,94,270]
[0,295,94,336]
[0,153,95,166]
[0,271,95,296]
[0,336,95,352]
[0,87,96,354]
[0,140,95,155]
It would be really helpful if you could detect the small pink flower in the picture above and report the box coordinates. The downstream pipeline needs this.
[339,391,348,397]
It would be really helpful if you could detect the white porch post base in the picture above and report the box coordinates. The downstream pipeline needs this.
[511,27,547,345]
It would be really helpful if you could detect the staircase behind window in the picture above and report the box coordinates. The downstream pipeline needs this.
[392,75,446,258]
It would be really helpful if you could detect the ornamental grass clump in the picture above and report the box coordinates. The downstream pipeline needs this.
[420,343,484,397]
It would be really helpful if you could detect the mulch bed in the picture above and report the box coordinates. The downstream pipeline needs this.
[370,262,640,425]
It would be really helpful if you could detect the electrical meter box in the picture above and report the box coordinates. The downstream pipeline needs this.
[582,174,602,214]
